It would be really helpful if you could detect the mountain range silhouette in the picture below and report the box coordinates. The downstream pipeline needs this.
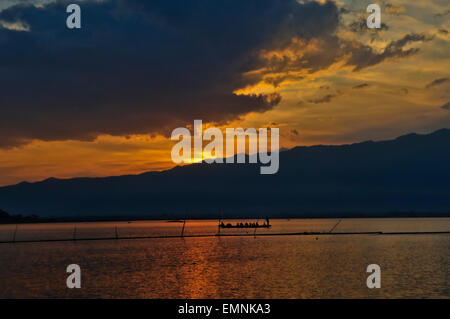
[1,129,450,219]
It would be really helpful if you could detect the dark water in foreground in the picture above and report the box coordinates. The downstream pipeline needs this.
[0,218,448,298]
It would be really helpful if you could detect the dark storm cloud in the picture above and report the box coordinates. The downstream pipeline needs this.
[345,33,434,71]
[248,28,432,82]
[0,0,342,147]
[252,33,342,79]
[308,93,339,104]
[352,83,369,89]
[426,78,449,89]
[441,101,450,110]
[348,17,388,34]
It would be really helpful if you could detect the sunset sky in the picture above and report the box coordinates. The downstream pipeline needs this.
[0,0,449,186]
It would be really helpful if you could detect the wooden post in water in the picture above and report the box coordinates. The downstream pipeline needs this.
[181,216,186,237]
[12,224,18,243]
[73,226,77,241]
[115,226,119,239]
[329,219,342,233]
[217,208,224,236]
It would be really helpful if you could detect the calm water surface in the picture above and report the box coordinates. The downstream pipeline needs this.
[0,218,448,298]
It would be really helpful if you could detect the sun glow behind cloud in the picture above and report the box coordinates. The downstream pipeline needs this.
[0,0,449,186]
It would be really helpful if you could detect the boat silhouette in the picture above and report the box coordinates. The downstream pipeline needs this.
[218,217,271,229]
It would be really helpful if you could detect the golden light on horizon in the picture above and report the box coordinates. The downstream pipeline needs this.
[0,0,448,186]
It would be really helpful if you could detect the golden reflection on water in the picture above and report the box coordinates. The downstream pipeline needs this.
[0,219,449,298]
[2,218,450,242]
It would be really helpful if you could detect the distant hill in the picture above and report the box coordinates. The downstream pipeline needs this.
[1,129,450,219]
[0,209,42,224]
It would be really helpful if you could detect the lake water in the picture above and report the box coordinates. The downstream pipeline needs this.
[0,218,448,298]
